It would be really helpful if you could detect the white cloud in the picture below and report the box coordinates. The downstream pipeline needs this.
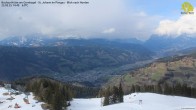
[0,0,161,40]
[155,9,196,37]
[102,28,115,34]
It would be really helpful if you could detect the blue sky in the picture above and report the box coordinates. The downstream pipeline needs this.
[126,0,196,19]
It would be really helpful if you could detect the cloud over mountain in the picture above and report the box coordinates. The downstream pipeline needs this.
[155,9,196,37]
[0,0,160,40]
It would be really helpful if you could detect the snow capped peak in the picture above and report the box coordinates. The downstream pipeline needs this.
[0,35,62,47]
[20,36,27,44]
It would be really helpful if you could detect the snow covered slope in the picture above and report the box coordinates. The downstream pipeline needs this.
[1,85,196,110]
[0,87,43,110]
[68,93,196,110]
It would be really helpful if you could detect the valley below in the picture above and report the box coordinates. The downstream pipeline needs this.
[2,0,196,109]
[1,37,196,110]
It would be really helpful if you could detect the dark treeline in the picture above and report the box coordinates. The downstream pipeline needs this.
[11,77,99,110]
[25,78,72,110]
[99,82,196,107]
[99,83,124,106]
[68,85,99,98]
[12,76,99,98]
[128,83,196,98]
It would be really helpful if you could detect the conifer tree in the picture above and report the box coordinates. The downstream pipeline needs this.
[157,84,162,94]
[131,85,135,93]
[112,86,119,103]
[118,83,124,102]
[103,88,110,106]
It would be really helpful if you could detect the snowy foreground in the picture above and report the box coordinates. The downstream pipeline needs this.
[0,87,43,110]
[68,93,196,110]
[1,86,196,110]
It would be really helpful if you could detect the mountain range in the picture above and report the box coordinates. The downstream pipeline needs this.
[144,35,196,56]
[1,35,196,86]
[0,37,153,86]
[1,35,196,56]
